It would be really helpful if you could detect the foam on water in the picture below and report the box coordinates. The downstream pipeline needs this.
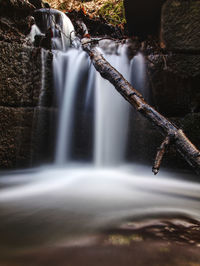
[0,165,200,250]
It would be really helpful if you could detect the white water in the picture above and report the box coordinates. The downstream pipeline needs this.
[28,24,43,43]
[130,53,147,97]
[53,39,134,165]
[0,165,200,250]
[54,49,89,164]
[30,8,75,50]
[95,41,130,166]
[40,8,75,50]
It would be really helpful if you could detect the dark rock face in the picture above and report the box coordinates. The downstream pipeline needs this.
[0,0,56,169]
[180,113,200,150]
[147,0,200,116]
[0,42,37,169]
[0,42,41,107]
[0,0,43,17]
[67,10,124,39]
[28,0,43,9]
[123,0,165,39]
[147,54,200,117]
[0,0,34,17]
[144,0,200,170]
[161,0,200,50]
[0,106,34,168]
[0,42,56,169]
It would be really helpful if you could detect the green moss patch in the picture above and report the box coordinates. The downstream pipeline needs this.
[98,1,126,26]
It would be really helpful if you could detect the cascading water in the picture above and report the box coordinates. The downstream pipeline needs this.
[28,24,42,43]
[29,9,145,166]
[130,52,148,99]
[0,8,200,257]
[94,41,130,166]
[54,49,90,164]
[33,8,76,50]
[53,38,132,166]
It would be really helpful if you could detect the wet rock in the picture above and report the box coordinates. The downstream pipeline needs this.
[0,0,42,43]
[147,53,200,116]
[145,0,200,129]
[0,0,35,18]
[159,113,200,171]
[179,112,200,150]
[0,41,41,107]
[67,9,124,38]
[28,0,43,9]
[0,107,34,169]
[31,107,57,166]
[127,111,163,165]
[162,0,200,51]
[0,17,28,44]
[0,0,55,169]
[0,106,57,169]
[0,36,55,168]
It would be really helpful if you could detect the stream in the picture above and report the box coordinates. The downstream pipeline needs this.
[0,8,200,264]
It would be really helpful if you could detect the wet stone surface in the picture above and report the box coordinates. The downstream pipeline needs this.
[0,42,41,107]
[162,0,200,51]
[1,218,200,266]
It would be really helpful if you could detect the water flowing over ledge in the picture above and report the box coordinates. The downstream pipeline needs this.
[1,7,200,256]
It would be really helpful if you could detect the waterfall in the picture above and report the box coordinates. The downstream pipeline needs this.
[1,8,200,256]
[32,8,76,50]
[54,49,89,164]
[53,41,134,166]
[28,24,42,43]
[30,8,147,167]
[94,41,130,166]
[130,53,148,100]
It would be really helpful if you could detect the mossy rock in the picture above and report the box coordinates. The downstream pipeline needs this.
[98,1,126,26]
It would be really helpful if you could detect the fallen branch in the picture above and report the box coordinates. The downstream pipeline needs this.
[152,136,171,175]
[82,41,200,175]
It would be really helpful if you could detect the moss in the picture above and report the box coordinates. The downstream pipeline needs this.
[98,1,126,26]
[58,2,66,10]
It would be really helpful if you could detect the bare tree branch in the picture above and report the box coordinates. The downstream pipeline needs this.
[83,41,200,175]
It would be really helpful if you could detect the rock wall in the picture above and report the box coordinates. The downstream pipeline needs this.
[161,0,200,51]
[145,0,200,170]
[0,42,41,107]
[148,0,200,116]
[0,0,56,169]
[123,0,200,170]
